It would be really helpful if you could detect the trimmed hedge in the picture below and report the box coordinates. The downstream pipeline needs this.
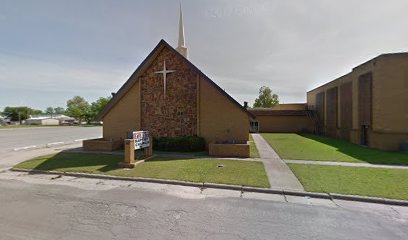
[153,136,206,152]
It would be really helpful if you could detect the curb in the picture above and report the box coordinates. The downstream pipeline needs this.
[242,186,283,195]
[329,193,408,207]
[283,190,331,199]
[11,168,204,188]
[10,168,408,207]
[203,182,242,191]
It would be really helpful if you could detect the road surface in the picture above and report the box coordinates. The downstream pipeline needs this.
[0,126,102,153]
[0,173,406,240]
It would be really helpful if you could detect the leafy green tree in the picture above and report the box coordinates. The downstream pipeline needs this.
[253,86,279,108]
[45,107,55,117]
[54,107,65,114]
[89,96,111,121]
[3,107,42,122]
[65,96,90,124]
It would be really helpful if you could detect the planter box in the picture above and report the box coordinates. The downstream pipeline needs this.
[209,143,250,158]
[83,138,123,151]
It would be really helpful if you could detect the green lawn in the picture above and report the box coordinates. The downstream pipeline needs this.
[249,134,260,158]
[289,163,408,200]
[262,133,408,165]
[14,152,270,188]
[153,150,208,156]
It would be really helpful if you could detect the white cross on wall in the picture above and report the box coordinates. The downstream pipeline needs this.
[155,60,176,98]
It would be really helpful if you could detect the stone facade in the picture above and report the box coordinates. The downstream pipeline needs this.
[140,47,198,138]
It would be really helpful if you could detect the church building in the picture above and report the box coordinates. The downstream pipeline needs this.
[87,6,253,154]
[307,53,408,151]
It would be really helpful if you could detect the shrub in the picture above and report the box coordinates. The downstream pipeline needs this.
[153,136,206,152]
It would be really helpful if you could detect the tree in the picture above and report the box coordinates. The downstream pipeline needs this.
[45,106,65,116]
[89,96,111,121]
[253,86,279,108]
[3,107,42,122]
[30,109,43,115]
[65,96,90,124]
[45,107,55,117]
[54,107,65,114]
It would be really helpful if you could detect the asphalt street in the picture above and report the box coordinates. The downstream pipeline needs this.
[0,173,407,240]
[0,126,102,154]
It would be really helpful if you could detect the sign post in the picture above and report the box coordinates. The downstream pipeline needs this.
[119,131,153,168]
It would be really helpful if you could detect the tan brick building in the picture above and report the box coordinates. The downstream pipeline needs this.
[248,106,313,133]
[95,39,253,149]
[307,53,408,151]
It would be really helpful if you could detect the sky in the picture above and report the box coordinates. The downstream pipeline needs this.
[1,0,408,111]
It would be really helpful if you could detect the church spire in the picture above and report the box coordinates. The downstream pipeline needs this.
[176,2,188,59]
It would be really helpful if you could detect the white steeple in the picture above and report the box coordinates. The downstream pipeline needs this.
[176,2,188,58]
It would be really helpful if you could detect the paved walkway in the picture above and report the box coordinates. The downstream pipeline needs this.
[251,134,304,191]
[284,159,408,170]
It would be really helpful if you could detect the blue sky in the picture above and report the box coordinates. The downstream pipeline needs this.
[1,0,407,111]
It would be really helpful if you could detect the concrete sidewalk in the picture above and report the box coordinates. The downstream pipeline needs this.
[251,134,304,191]
[285,159,408,170]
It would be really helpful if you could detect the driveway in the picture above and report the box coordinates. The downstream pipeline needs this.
[0,126,101,153]
[0,126,102,169]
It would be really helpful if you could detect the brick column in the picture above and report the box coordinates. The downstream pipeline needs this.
[119,139,136,168]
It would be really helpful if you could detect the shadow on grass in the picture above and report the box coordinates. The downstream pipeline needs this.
[144,157,213,163]
[153,150,208,156]
[26,151,124,173]
[300,134,408,165]
[21,151,203,173]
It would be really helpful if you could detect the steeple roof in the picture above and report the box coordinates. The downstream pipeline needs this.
[176,3,188,58]
[178,3,185,48]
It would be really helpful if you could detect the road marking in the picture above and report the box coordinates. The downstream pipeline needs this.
[13,145,37,151]
[46,142,65,147]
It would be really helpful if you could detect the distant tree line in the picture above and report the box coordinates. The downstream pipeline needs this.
[1,96,111,124]
[2,107,43,122]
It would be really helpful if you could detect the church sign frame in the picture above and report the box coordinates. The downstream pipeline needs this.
[131,131,150,150]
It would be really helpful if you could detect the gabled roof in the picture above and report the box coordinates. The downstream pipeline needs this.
[97,39,254,120]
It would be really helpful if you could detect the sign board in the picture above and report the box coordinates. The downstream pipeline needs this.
[131,131,150,150]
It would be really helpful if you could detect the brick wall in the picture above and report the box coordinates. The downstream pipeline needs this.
[340,82,352,140]
[326,87,338,137]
